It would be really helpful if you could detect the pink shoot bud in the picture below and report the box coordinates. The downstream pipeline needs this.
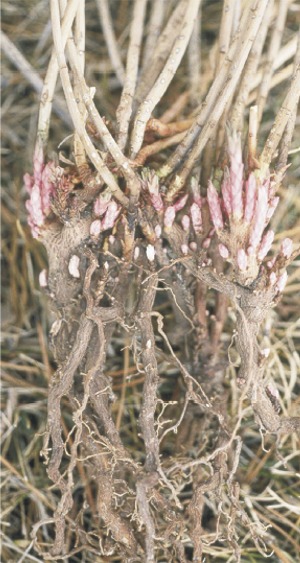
[219,244,229,259]
[266,196,279,222]
[281,238,293,258]
[39,269,48,288]
[237,248,248,271]
[23,172,33,194]
[249,183,269,248]
[146,244,155,262]
[90,219,101,236]
[155,224,162,238]
[33,142,44,185]
[25,184,45,236]
[207,181,224,231]
[144,171,164,212]
[247,246,255,256]
[173,194,188,212]
[181,244,189,255]
[164,206,176,229]
[94,191,111,216]
[230,166,243,219]
[276,270,288,293]
[141,170,163,211]
[267,257,276,269]
[189,242,197,251]
[257,230,274,261]
[269,272,277,285]
[221,168,232,216]
[101,201,120,230]
[41,162,55,214]
[146,172,159,195]
[190,203,202,233]
[25,148,56,238]
[202,237,211,249]
[181,214,190,232]
[244,173,257,223]
[193,193,202,207]
[68,255,80,278]
[150,192,164,212]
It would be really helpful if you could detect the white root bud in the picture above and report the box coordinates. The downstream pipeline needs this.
[68,255,80,278]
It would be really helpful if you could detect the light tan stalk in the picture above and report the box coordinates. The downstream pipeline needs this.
[116,0,148,151]
[130,0,202,158]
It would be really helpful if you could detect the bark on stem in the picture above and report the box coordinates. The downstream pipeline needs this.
[137,274,160,472]
[47,316,93,483]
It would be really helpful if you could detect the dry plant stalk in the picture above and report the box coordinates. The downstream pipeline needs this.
[21,1,300,561]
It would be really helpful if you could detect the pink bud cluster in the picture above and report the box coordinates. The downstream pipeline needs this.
[266,237,293,292]
[24,143,56,238]
[90,194,121,237]
[142,169,204,241]
[141,169,164,212]
[164,194,188,230]
[207,133,291,290]
[93,190,112,217]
